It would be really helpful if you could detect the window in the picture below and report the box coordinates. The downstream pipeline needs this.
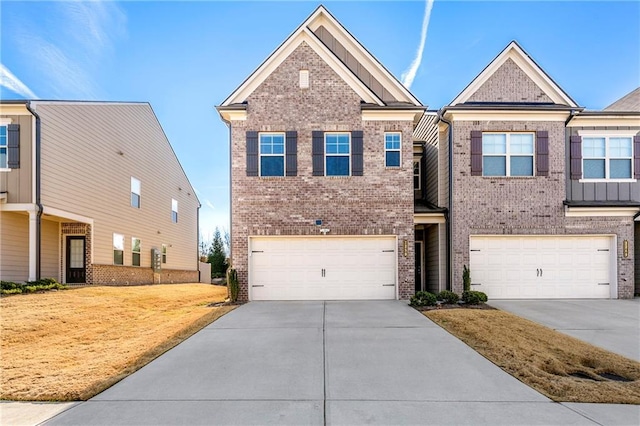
[0,125,7,169]
[482,133,534,177]
[131,177,141,208]
[583,136,633,180]
[113,234,124,265]
[259,133,285,176]
[162,244,167,264]
[325,133,350,176]
[413,160,421,190]
[132,238,141,267]
[385,132,401,167]
[172,199,178,223]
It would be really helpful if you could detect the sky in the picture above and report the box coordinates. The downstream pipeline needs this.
[1,0,639,240]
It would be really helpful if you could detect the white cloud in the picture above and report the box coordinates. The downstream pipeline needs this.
[205,200,216,210]
[401,0,435,89]
[0,63,37,99]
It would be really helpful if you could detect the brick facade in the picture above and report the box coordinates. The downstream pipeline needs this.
[91,265,198,285]
[229,42,415,301]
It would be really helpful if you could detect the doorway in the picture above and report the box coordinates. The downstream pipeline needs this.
[66,236,86,283]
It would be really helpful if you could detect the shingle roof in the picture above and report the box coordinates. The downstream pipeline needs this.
[604,87,640,112]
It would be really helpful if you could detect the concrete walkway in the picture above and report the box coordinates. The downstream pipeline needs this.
[489,299,640,361]
[27,301,638,425]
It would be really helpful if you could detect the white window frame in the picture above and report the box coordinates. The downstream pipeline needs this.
[259,132,286,177]
[413,159,421,190]
[131,177,141,208]
[0,118,12,171]
[162,244,167,264]
[384,132,402,168]
[113,233,124,265]
[132,237,141,267]
[325,132,351,176]
[578,130,636,182]
[482,132,535,177]
[171,198,178,223]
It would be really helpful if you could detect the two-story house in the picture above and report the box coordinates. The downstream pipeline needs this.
[441,42,639,299]
[0,101,200,285]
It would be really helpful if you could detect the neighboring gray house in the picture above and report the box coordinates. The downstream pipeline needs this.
[0,101,201,285]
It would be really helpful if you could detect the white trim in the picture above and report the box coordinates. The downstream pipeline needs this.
[384,132,401,168]
[0,118,12,125]
[29,210,37,281]
[42,206,94,224]
[445,110,570,122]
[578,129,638,137]
[567,116,640,127]
[258,132,286,177]
[361,109,423,122]
[414,213,446,224]
[0,202,37,212]
[218,110,247,122]
[450,42,577,107]
[413,158,421,191]
[564,206,639,217]
[324,132,351,176]
[0,104,31,115]
[482,132,535,177]
[0,168,10,173]
[579,133,635,180]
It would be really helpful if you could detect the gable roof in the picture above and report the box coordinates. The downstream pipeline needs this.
[219,5,422,108]
[604,87,640,112]
[449,41,578,108]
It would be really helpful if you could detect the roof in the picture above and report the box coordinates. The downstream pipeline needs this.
[218,5,422,108]
[604,87,640,112]
[413,112,438,146]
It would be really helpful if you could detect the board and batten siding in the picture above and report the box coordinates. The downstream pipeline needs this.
[565,127,640,202]
[34,102,198,271]
[41,218,60,280]
[0,212,29,281]
[0,113,33,204]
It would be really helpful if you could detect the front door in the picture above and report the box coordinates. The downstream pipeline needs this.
[66,236,86,283]
[415,242,423,293]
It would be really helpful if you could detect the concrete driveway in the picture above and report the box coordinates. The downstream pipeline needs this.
[489,299,640,361]
[44,301,638,425]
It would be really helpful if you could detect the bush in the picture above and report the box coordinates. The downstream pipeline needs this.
[462,290,488,305]
[410,291,437,307]
[1,278,67,295]
[436,290,459,304]
[463,265,471,292]
[227,268,239,303]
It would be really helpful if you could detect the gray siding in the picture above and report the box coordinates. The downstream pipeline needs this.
[566,127,640,202]
[636,222,640,295]
[0,114,33,204]
[438,126,450,208]
[41,218,60,280]
[425,224,440,294]
[425,143,438,205]
[0,212,29,281]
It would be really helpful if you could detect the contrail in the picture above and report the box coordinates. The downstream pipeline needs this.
[0,63,38,99]
[401,0,434,89]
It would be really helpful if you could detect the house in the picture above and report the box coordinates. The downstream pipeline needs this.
[0,101,200,285]
[440,42,640,299]
[217,6,426,301]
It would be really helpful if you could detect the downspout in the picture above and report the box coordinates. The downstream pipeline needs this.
[26,101,43,281]
[438,110,453,292]
[197,204,201,283]
[221,117,232,264]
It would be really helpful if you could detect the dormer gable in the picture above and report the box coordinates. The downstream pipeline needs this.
[450,41,578,108]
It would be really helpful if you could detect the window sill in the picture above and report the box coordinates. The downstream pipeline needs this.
[579,179,637,183]
[258,176,286,179]
[0,168,11,173]
[481,175,536,179]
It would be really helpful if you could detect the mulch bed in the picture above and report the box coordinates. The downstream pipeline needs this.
[414,303,496,311]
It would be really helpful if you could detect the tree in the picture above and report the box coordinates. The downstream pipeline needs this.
[208,227,228,278]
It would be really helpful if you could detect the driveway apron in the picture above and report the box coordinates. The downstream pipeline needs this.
[47,301,609,425]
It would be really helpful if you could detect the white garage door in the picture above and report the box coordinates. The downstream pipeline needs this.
[249,236,397,300]
[469,235,614,299]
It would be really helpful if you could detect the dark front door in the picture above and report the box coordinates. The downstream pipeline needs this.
[415,242,423,293]
[66,236,86,283]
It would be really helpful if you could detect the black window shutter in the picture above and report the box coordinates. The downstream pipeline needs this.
[536,130,549,176]
[285,131,297,176]
[7,124,20,169]
[312,131,324,176]
[470,130,482,176]
[246,131,258,176]
[570,135,582,180]
[351,130,363,176]
[634,135,640,180]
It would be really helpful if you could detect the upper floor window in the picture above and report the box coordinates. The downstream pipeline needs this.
[385,132,401,167]
[113,233,124,265]
[583,136,633,180]
[171,199,178,223]
[131,177,141,208]
[0,125,7,169]
[259,133,285,176]
[132,238,141,267]
[482,133,534,177]
[162,244,167,264]
[413,160,421,190]
[325,133,350,176]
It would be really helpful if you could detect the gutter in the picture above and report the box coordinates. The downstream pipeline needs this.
[25,101,43,281]
[437,110,453,292]
[220,115,233,265]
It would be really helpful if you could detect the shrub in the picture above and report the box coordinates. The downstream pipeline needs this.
[227,268,239,303]
[436,290,459,304]
[1,278,66,295]
[1,281,22,291]
[410,291,437,307]
[462,290,488,305]
[463,265,471,292]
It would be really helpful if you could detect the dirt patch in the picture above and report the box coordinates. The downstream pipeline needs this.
[1,284,234,401]
[424,309,640,404]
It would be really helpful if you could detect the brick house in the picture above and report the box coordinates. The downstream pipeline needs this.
[440,42,640,299]
[0,101,200,285]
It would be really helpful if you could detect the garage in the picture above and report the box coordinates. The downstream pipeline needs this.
[249,236,397,300]
[469,235,615,299]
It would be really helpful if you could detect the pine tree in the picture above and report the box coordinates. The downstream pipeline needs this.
[208,227,228,278]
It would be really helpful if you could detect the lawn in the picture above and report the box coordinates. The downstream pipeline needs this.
[425,309,640,404]
[1,284,234,401]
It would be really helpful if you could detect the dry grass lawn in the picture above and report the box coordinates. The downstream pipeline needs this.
[425,309,640,404]
[1,284,234,401]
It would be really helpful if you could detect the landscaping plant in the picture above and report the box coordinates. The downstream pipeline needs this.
[227,268,239,303]
[410,291,437,307]
[436,290,459,304]
[462,265,471,292]
[462,290,488,305]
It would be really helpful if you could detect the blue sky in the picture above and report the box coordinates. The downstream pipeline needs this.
[1,1,639,239]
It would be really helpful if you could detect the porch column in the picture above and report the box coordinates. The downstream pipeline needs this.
[28,210,37,281]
